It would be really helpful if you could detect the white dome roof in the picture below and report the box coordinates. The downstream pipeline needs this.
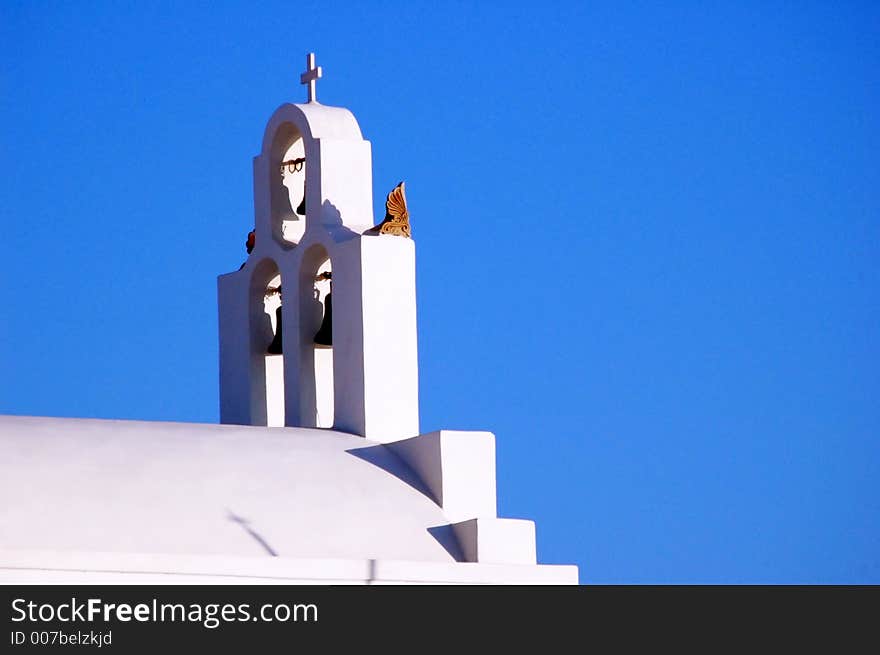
[0,415,460,563]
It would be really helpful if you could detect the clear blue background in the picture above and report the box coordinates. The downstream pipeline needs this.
[1,2,877,583]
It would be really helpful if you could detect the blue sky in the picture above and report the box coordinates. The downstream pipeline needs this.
[1,2,877,583]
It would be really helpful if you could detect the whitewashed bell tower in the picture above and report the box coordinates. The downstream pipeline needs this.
[218,54,419,443]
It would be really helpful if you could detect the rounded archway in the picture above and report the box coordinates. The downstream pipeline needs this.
[269,122,307,246]
[248,258,285,427]
[298,244,334,428]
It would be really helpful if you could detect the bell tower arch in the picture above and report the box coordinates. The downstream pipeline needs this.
[218,55,419,442]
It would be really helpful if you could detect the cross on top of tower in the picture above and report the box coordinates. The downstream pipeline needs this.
[300,53,323,103]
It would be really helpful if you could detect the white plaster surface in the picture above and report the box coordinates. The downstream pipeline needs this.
[358,235,419,442]
[452,518,537,565]
[265,355,284,427]
[314,348,334,428]
[0,551,578,585]
[0,415,455,563]
[0,415,578,584]
[389,430,497,522]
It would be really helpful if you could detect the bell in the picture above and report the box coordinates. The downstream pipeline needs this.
[314,292,333,348]
[267,306,283,354]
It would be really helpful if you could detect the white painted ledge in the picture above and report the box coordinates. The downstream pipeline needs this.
[452,518,537,565]
[0,550,578,585]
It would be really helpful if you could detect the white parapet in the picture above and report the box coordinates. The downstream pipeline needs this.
[358,235,419,442]
[388,430,497,522]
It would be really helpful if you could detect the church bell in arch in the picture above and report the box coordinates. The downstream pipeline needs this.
[267,305,283,354]
[314,272,332,348]
[266,284,283,355]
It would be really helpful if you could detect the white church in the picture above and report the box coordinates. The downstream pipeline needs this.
[0,56,578,584]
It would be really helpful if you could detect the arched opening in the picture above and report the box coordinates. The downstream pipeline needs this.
[299,245,334,428]
[270,122,307,246]
[249,258,285,427]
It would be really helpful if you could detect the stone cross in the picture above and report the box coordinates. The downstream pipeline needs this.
[300,53,323,103]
